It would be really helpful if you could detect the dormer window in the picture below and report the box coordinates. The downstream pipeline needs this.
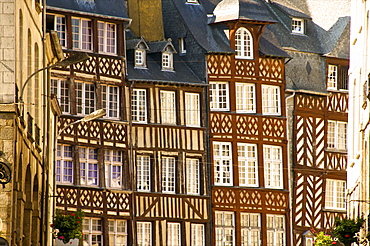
[235,27,253,59]
[291,18,305,34]
[135,43,147,68]
[162,52,173,70]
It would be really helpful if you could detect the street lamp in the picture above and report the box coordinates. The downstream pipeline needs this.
[57,109,106,137]
[18,52,90,107]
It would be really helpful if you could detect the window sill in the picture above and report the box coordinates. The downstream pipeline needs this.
[322,208,346,213]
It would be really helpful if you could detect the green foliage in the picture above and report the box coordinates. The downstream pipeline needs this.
[331,217,365,246]
[51,209,84,244]
[314,231,335,246]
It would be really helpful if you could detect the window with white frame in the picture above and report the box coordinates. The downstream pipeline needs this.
[327,121,347,150]
[186,0,199,4]
[76,82,96,115]
[185,92,200,127]
[72,17,92,51]
[241,213,260,246]
[215,211,235,246]
[266,215,285,246]
[102,85,119,119]
[325,179,346,210]
[137,155,151,191]
[137,222,152,246]
[135,49,146,67]
[291,18,304,34]
[80,147,99,186]
[264,145,283,189]
[327,64,338,89]
[55,15,67,47]
[210,82,229,111]
[51,78,70,113]
[108,220,127,246]
[167,222,181,246]
[98,21,116,54]
[213,142,233,186]
[162,157,176,193]
[186,158,200,195]
[236,83,255,113]
[262,85,280,115]
[160,90,176,124]
[162,52,173,70]
[132,89,147,123]
[238,143,258,187]
[104,150,122,188]
[56,144,73,184]
[179,37,186,54]
[191,224,204,246]
[235,27,253,59]
[83,218,103,246]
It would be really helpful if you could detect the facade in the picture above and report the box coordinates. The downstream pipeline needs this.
[348,0,370,243]
[0,0,60,245]
[259,0,350,245]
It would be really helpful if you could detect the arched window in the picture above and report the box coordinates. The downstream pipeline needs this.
[235,27,253,59]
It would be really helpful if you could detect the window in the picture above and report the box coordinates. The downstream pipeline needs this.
[137,155,151,191]
[83,218,103,246]
[213,142,232,186]
[179,38,186,54]
[236,83,255,113]
[135,50,146,67]
[108,220,127,246]
[46,14,67,47]
[162,157,176,193]
[137,222,151,246]
[266,215,285,246]
[327,121,347,150]
[132,89,147,123]
[102,85,119,119]
[241,213,260,246]
[186,158,200,195]
[327,64,349,90]
[51,78,70,113]
[238,143,258,187]
[215,211,234,246]
[56,144,73,184]
[167,222,181,246]
[185,93,200,127]
[325,179,346,210]
[160,90,176,124]
[186,0,199,4]
[105,150,122,188]
[98,22,116,54]
[72,17,92,51]
[327,64,337,89]
[291,18,304,34]
[235,27,253,59]
[76,82,96,115]
[264,145,283,189]
[262,85,280,115]
[80,147,99,186]
[162,52,173,70]
[191,224,204,246]
[210,82,229,111]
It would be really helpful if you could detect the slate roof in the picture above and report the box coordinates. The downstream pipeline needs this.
[212,0,278,23]
[46,0,129,19]
[126,36,203,85]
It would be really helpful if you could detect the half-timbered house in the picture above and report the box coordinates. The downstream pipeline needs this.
[162,0,290,245]
[261,0,350,245]
[46,0,132,245]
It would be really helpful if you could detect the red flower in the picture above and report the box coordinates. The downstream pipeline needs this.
[50,223,54,227]
[59,236,65,240]
[332,242,337,244]
[71,213,75,216]
[77,221,80,224]
[345,234,350,238]
[78,217,81,219]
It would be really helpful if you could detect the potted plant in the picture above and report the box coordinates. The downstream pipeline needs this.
[313,231,337,245]
[331,217,365,246]
[50,209,84,244]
